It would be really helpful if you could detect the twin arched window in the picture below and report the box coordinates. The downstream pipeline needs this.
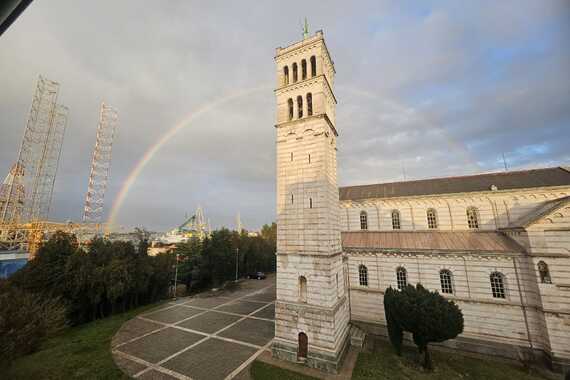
[490,272,506,299]
[467,207,479,229]
[440,269,453,294]
[426,208,438,229]
[360,211,368,230]
[283,56,315,86]
[287,93,313,121]
[358,265,368,286]
[391,210,401,230]
[396,267,407,290]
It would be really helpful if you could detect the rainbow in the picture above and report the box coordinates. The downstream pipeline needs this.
[106,84,272,231]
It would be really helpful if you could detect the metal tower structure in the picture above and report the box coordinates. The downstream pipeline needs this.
[0,75,67,224]
[83,103,118,223]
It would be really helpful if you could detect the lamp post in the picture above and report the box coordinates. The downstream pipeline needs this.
[173,253,179,300]
[235,248,239,282]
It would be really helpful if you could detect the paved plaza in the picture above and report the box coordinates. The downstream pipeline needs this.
[112,274,276,379]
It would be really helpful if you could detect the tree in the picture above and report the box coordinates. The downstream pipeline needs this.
[384,287,403,356]
[385,284,464,370]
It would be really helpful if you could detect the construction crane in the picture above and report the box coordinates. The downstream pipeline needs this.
[83,103,118,227]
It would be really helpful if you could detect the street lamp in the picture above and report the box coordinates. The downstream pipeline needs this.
[235,248,239,282]
[173,253,179,300]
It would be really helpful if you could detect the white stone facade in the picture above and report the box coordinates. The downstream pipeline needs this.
[272,30,570,374]
[272,31,350,373]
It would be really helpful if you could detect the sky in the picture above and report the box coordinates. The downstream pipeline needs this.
[0,1,569,232]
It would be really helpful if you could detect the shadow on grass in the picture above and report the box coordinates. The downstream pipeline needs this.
[353,339,550,380]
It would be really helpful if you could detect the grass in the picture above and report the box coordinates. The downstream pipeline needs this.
[352,339,549,380]
[250,361,318,380]
[4,302,164,380]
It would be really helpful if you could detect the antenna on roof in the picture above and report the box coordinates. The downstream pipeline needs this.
[502,153,509,172]
[401,161,407,181]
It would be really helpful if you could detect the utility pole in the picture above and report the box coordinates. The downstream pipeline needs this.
[235,248,239,282]
[173,253,179,300]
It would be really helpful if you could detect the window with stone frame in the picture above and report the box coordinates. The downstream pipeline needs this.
[283,66,289,85]
[391,210,401,230]
[538,261,551,284]
[396,267,407,290]
[360,211,368,230]
[310,56,316,77]
[306,93,313,116]
[292,62,298,82]
[358,265,368,286]
[466,207,479,229]
[490,272,506,299]
[440,269,454,294]
[299,276,307,303]
[426,208,438,229]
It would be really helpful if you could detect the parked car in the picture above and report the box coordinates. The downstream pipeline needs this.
[248,271,266,280]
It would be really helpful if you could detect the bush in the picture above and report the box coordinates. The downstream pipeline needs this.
[0,280,65,366]
[384,284,464,370]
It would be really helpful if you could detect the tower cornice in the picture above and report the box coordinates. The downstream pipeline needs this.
[274,113,338,137]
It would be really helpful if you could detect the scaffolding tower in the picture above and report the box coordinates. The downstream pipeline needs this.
[83,103,118,223]
[0,75,68,224]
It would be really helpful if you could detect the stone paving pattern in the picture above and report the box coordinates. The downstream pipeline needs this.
[112,274,275,379]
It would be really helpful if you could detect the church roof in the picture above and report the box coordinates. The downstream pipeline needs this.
[503,195,570,229]
[341,231,523,253]
[339,167,570,201]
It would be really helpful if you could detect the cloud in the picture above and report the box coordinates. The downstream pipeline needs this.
[1,0,568,231]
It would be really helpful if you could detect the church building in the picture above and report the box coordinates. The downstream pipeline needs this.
[273,30,570,374]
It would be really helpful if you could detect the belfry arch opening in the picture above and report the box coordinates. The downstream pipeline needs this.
[298,332,308,359]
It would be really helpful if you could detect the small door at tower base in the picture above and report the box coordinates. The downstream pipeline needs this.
[298,332,308,360]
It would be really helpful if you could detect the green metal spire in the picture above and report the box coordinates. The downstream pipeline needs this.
[302,17,309,39]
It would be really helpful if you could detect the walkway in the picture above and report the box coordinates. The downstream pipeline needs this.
[112,274,276,380]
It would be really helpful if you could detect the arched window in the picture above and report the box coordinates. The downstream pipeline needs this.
[490,272,506,299]
[360,211,368,230]
[298,332,308,359]
[287,98,293,121]
[440,269,453,294]
[466,207,479,229]
[427,208,438,229]
[538,261,551,284]
[310,56,316,77]
[391,210,401,230]
[299,276,307,303]
[283,66,289,85]
[306,93,313,116]
[292,62,298,82]
[358,265,368,286]
[396,267,407,290]
[309,197,313,209]
[301,59,307,80]
[297,96,303,118]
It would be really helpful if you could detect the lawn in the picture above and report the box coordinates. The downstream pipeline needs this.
[353,339,549,380]
[4,302,163,380]
[250,340,550,380]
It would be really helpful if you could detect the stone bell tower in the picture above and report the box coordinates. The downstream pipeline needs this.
[272,29,350,373]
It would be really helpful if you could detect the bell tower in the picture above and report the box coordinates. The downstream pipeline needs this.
[272,29,350,373]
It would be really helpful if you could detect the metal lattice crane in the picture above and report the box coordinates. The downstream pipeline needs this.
[83,103,118,223]
[0,75,68,224]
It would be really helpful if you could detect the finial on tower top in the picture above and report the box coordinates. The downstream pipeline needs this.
[302,18,309,39]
